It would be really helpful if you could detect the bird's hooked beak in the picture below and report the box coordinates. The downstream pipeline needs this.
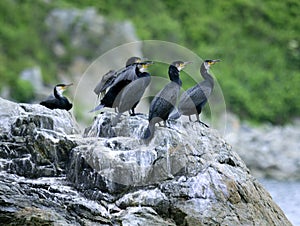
[179,61,192,71]
[141,61,154,70]
[61,83,73,91]
[209,59,221,65]
[65,83,73,88]
[183,61,193,66]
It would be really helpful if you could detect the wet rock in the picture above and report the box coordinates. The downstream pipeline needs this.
[0,97,79,178]
[0,98,292,225]
[0,172,110,226]
[68,112,292,225]
[114,207,176,226]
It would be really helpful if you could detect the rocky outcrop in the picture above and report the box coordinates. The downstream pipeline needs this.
[0,97,292,225]
[224,113,300,180]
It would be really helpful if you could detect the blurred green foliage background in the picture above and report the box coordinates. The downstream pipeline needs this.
[0,0,299,124]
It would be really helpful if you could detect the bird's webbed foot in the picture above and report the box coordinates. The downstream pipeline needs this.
[130,112,143,116]
[198,120,209,128]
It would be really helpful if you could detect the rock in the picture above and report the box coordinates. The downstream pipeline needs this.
[0,98,292,225]
[0,97,79,178]
[68,112,291,225]
[0,172,110,226]
[223,113,300,180]
[114,207,176,226]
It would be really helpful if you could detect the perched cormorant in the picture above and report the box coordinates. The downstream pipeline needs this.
[93,70,117,98]
[90,58,147,113]
[111,57,143,87]
[116,61,153,119]
[40,83,73,110]
[143,61,191,140]
[93,57,142,98]
[170,59,220,127]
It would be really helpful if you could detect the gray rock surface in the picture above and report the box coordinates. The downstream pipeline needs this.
[224,113,300,180]
[0,98,292,225]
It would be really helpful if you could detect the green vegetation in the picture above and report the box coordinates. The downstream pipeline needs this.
[0,0,299,124]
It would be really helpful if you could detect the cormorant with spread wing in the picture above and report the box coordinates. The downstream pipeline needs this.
[90,58,148,113]
[93,57,142,98]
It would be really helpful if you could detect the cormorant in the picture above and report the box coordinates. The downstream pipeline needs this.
[116,61,153,118]
[170,59,220,127]
[90,58,147,113]
[93,57,142,98]
[93,70,117,98]
[40,83,73,110]
[143,61,191,140]
[111,56,143,87]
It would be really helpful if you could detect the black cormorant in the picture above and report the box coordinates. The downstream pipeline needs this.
[143,61,191,140]
[116,61,153,119]
[170,59,220,127]
[90,58,147,113]
[93,57,142,98]
[40,83,73,110]
[111,56,143,86]
[93,70,117,98]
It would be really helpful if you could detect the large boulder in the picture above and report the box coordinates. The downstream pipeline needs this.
[0,97,79,178]
[0,98,292,225]
[68,112,291,225]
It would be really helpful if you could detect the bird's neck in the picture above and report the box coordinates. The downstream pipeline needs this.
[200,64,214,85]
[135,65,142,77]
[54,88,63,99]
[168,65,182,86]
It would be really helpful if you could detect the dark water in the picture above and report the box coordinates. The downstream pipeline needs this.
[260,179,300,226]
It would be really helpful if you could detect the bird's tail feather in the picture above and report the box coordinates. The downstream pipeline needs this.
[89,104,104,113]
[142,123,155,141]
[168,107,181,120]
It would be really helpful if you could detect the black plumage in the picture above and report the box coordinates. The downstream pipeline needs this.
[90,58,146,113]
[143,61,191,140]
[171,59,220,126]
[40,84,73,111]
[110,57,143,87]
[93,70,117,98]
[117,61,153,116]
[90,79,131,112]
[93,57,142,98]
